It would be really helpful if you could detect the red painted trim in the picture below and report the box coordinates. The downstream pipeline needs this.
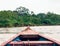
[9,41,53,44]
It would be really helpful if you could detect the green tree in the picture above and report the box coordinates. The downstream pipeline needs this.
[16,6,29,15]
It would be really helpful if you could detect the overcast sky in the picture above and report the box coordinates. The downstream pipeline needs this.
[0,0,60,14]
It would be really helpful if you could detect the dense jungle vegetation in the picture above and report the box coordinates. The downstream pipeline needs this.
[0,6,60,27]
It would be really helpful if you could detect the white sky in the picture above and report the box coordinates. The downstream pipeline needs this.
[0,0,60,14]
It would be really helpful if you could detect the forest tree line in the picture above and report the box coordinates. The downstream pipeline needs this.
[0,6,60,27]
